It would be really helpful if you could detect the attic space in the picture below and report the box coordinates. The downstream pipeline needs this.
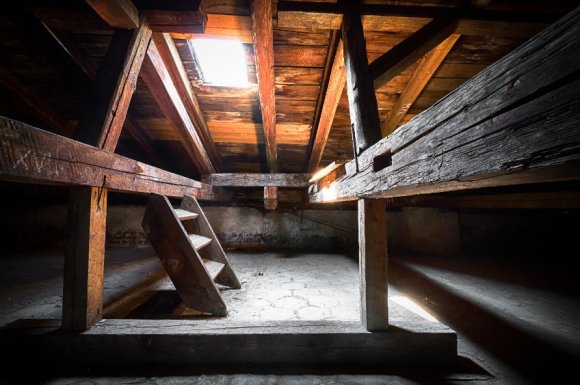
[1,1,580,384]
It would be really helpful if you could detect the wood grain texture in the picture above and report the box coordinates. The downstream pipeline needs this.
[134,0,208,33]
[381,33,460,136]
[206,173,310,187]
[85,0,139,29]
[358,198,388,331]
[251,0,278,172]
[264,186,278,210]
[342,9,382,156]
[141,38,215,174]
[0,117,219,200]
[306,41,345,173]
[309,7,580,203]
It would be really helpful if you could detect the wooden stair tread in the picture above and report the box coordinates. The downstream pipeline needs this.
[188,233,212,250]
[203,259,225,280]
[174,208,198,221]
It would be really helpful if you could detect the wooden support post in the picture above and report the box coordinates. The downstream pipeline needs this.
[63,186,107,331]
[264,186,278,210]
[341,6,382,156]
[358,198,388,331]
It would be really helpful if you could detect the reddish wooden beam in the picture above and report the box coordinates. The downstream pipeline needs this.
[251,0,278,172]
[264,186,278,210]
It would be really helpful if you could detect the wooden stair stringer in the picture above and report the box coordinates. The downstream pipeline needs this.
[181,195,241,289]
[142,194,227,316]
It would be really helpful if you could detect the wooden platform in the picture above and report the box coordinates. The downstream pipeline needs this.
[1,318,456,368]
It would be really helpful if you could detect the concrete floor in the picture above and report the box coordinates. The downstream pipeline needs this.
[1,248,579,384]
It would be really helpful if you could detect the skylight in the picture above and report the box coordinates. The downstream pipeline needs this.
[190,38,249,88]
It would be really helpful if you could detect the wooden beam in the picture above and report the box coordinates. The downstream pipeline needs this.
[306,40,346,173]
[358,198,388,331]
[76,18,152,151]
[308,7,580,203]
[342,6,382,156]
[133,0,207,33]
[85,0,140,29]
[251,0,278,172]
[206,173,310,187]
[0,117,218,200]
[151,32,222,170]
[370,18,458,90]
[141,38,216,174]
[380,33,460,136]
[0,65,75,136]
[264,186,278,210]
[277,1,558,37]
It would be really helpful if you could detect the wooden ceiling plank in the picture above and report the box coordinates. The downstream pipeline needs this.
[0,65,76,136]
[85,0,140,29]
[370,17,458,90]
[141,38,216,174]
[134,0,207,33]
[152,33,222,170]
[381,33,460,137]
[206,173,311,187]
[306,40,346,173]
[251,0,278,172]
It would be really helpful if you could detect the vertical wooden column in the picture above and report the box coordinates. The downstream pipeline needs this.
[62,18,151,331]
[358,198,388,331]
[342,3,388,330]
[264,186,278,210]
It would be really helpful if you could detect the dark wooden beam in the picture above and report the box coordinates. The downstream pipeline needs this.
[380,33,460,136]
[308,7,580,203]
[0,65,75,136]
[264,186,278,210]
[370,17,458,90]
[342,6,382,156]
[251,0,278,172]
[76,18,151,151]
[152,32,222,170]
[133,0,207,33]
[141,38,216,174]
[306,40,346,173]
[358,198,388,331]
[0,117,218,200]
[85,0,140,29]
[206,173,311,188]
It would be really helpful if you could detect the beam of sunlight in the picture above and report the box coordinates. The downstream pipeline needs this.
[392,295,439,323]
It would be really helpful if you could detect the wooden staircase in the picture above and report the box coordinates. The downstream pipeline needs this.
[142,194,241,316]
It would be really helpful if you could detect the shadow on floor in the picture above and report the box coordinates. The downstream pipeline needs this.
[390,259,579,384]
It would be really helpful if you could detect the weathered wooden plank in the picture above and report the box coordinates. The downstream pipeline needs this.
[0,117,218,200]
[133,0,208,33]
[381,34,460,136]
[85,0,139,29]
[358,198,388,331]
[206,173,310,187]
[76,19,152,151]
[141,38,216,174]
[251,0,278,172]
[152,33,222,170]
[342,8,382,156]
[274,45,327,67]
[264,186,278,210]
[306,41,345,173]
[308,8,580,203]
[0,65,75,136]
[370,18,458,91]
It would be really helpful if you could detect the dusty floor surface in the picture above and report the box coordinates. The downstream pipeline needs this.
[1,248,579,384]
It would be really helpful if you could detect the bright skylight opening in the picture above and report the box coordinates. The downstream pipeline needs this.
[191,38,249,88]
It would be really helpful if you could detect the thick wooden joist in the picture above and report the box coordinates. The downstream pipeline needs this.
[309,8,580,203]
[85,0,140,29]
[152,32,221,169]
[76,19,151,151]
[134,0,207,33]
[251,0,278,172]
[206,173,310,188]
[370,18,458,90]
[277,1,557,37]
[306,41,345,173]
[0,65,75,137]
[380,34,460,137]
[141,38,216,174]
[0,117,218,200]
